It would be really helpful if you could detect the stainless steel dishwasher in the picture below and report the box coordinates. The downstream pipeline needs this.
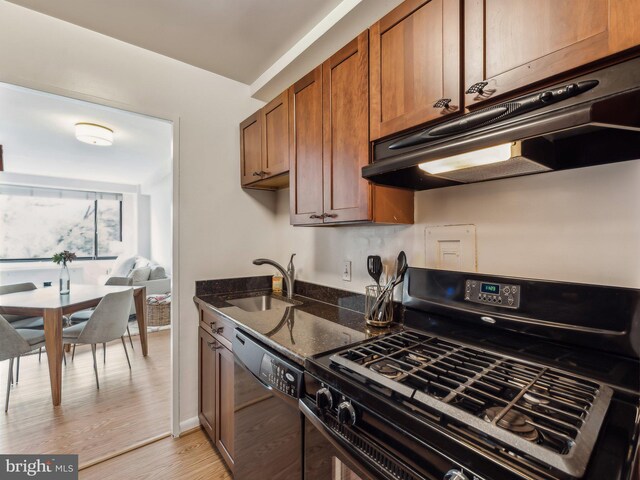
[233,329,304,480]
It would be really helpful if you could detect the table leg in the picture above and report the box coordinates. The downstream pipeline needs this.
[134,287,148,356]
[43,308,63,406]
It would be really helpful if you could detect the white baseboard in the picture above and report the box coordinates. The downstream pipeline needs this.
[178,417,200,436]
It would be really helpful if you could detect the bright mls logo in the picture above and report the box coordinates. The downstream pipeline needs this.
[1,455,78,479]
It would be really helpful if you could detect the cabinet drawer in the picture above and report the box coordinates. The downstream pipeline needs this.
[201,306,235,347]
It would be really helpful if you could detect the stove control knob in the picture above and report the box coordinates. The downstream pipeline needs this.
[316,388,333,410]
[443,469,468,480]
[337,401,357,426]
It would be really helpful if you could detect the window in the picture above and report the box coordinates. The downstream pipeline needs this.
[0,185,124,261]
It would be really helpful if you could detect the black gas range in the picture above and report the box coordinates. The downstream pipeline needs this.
[302,268,640,480]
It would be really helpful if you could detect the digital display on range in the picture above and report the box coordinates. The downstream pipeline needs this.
[481,282,500,294]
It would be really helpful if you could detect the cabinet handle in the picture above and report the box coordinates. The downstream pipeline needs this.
[433,98,452,109]
[216,327,225,335]
[323,213,337,219]
[206,340,219,350]
[309,214,323,219]
[209,321,216,330]
[252,171,262,176]
[465,81,488,95]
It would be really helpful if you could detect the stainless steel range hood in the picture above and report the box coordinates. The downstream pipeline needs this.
[364,57,640,190]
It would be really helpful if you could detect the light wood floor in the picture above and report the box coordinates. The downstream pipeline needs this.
[80,429,232,480]
[0,330,171,466]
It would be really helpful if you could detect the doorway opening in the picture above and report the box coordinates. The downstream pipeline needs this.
[0,81,176,467]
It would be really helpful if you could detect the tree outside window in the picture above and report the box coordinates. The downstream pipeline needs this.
[0,186,124,261]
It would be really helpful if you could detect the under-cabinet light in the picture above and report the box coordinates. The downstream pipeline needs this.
[419,142,519,174]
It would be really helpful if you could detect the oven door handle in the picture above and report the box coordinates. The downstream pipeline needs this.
[299,398,378,480]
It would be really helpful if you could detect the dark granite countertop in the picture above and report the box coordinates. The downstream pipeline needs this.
[194,286,401,365]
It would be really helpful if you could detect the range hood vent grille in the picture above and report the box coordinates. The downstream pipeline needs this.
[433,155,551,183]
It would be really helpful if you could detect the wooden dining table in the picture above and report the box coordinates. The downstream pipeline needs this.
[0,284,148,406]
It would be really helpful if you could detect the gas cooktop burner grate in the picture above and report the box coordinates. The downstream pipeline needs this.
[331,330,613,478]
[369,359,404,379]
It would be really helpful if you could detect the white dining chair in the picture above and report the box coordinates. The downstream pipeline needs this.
[0,283,44,329]
[62,289,133,389]
[68,277,135,362]
[0,282,47,384]
[0,314,46,412]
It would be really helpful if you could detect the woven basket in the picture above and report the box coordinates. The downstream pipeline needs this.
[147,302,171,327]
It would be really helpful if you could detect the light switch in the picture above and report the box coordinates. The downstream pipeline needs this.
[342,261,352,281]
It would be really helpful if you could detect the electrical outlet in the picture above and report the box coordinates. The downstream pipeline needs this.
[342,260,352,282]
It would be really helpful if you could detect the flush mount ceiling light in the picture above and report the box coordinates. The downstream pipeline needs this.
[75,123,114,146]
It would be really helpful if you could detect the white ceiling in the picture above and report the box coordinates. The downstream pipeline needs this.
[0,82,172,185]
[7,0,344,85]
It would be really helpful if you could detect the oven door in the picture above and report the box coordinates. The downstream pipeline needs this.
[301,398,378,480]
[300,393,477,480]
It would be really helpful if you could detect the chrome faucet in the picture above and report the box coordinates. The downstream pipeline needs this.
[253,254,296,299]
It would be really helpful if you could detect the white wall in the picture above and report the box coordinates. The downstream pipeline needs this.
[275,160,640,292]
[0,2,273,430]
[141,172,172,272]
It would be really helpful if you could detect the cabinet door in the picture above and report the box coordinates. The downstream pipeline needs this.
[322,31,371,223]
[370,0,461,140]
[261,91,290,179]
[239,112,262,186]
[289,66,325,225]
[198,327,216,440]
[215,344,235,471]
[465,0,640,107]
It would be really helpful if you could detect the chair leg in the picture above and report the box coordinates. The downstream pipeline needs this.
[91,344,100,390]
[126,325,134,349]
[121,337,131,370]
[38,347,42,363]
[5,358,14,413]
[62,349,66,366]
[103,343,106,364]
[15,356,20,385]
[71,344,76,362]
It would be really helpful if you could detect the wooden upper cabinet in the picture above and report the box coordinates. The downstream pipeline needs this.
[370,0,462,141]
[323,31,371,223]
[261,91,289,178]
[239,112,262,186]
[289,67,324,225]
[465,0,640,107]
[288,32,414,226]
[239,91,290,189]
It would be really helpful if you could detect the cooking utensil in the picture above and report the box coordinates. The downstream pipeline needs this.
[369,251,408,323]
[367,255,383,293]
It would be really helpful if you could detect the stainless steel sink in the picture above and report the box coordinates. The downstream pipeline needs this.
[227,295,293,312]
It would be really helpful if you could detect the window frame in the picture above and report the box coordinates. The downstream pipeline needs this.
[0,191,124,263]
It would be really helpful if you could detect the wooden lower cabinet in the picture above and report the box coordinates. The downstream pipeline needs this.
[214,343,235,470]
[198,328,216,440]
[198,321,235,473]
